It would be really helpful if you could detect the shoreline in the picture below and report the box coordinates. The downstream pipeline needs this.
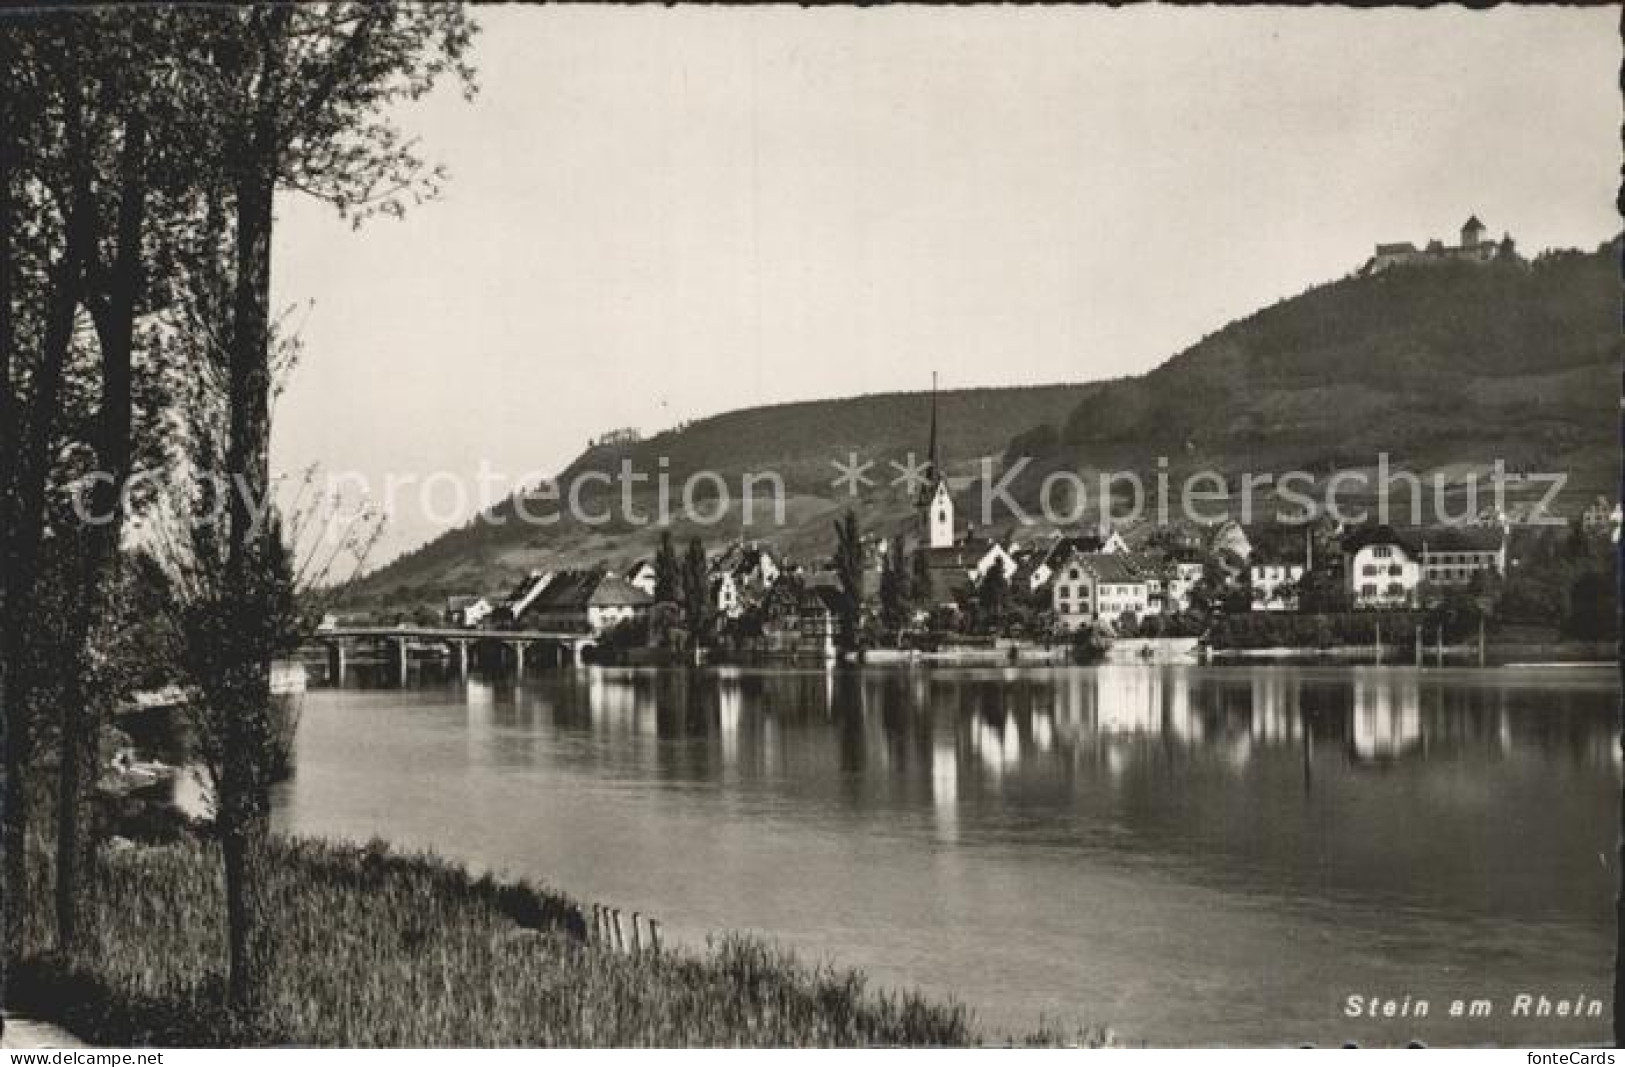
[11,827,1108,1048]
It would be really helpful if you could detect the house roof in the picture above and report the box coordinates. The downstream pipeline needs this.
[1035,533,1107,571]
[528,570,602,613]
[1057,553,1145,585]
[1463,214,1484,230]
[1116,551,1172,577]
[1340,524,1409,554]
[1084,556,1144,585]
[1399,525,1505,553]
[1341,524,1504,556]
[502,571,555,616]
[503,570,547,601]
[798,585,844,615]
[732,544,777,579]
[710,542,777,581]
[920,545,982,571]
[1375,242,1418,255]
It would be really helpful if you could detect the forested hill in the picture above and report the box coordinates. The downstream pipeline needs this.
[998,239,1620,491]
[557,383,1102,494]
[345,383,1100,606]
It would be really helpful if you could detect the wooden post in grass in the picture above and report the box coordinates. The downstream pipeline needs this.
[647,918,662,954]
[592,904,604,945]
[630,911,643,954]
[611,909,626,952]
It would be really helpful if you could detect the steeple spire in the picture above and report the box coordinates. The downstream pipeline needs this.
[919,372,939,505]
[926,371,938,477]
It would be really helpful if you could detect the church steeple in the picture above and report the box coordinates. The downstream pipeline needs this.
[918,372,954,548]
[924,371,938,495]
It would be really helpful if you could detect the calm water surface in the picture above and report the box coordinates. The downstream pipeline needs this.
[267,664,1618,1046]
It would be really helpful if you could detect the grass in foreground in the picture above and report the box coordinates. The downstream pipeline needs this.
[13,832,1109,1046]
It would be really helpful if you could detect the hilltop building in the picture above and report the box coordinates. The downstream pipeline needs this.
[589,427,642,448]
[1362,214,1518,276]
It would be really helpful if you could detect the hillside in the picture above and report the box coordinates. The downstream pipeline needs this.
[991,240,1620,520]
[343,238,1619,613]
[344,383,1100,608]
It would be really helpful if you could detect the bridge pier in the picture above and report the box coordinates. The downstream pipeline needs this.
[312,627,589,682]
[392,636,409,687]
[324,640,347,685]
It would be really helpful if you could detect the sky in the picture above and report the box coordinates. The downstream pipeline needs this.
[267,5,1621,565]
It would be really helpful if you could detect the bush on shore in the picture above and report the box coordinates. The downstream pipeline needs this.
[12,831,1104,1047]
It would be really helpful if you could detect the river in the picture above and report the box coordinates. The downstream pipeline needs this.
[258,663,1617,1046]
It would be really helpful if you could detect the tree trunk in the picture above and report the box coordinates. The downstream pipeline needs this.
[2,145,96,967]
[218,98,282,1017]
[0,28,15,1024]
[194,3,293,1019]
[54,112,147,954]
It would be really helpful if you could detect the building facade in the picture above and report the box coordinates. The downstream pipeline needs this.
[1052,555,1151,631]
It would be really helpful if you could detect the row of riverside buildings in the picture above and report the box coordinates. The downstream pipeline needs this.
[440,374,1617,641]
[441,452,1615,644]
[441,509,1528,641]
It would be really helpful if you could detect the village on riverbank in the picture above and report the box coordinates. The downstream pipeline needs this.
[324,409,1620,671]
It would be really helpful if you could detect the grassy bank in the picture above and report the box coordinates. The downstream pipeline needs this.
[13,832,1103,1047]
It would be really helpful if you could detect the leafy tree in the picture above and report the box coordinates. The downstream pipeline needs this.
[0,18,104,961]
[909,545,933,622]
[679,537,711,644]
[1565,568,1616,641]
[975,564,1010,635]
[1294,565,1350,615]
[653,529,679,603]
[832,511,864,651]
[877,537,912,637]
[158,3,476,1016]
[646,600,683,649]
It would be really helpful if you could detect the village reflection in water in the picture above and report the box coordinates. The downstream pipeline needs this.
[457,665,1619,787]
[283,663,1618,1043]
[447,666,1619,884]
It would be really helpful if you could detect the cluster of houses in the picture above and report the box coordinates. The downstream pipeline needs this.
[443,484,1528,644]
[437,391,1613,644]
[443,540,802,638]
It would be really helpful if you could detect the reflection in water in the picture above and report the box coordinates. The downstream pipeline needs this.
[531,665,1616,792]
[276,664,1619,1046]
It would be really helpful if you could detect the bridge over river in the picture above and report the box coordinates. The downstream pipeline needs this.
[311,626,598,684]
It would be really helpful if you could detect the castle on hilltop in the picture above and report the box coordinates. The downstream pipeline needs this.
[1361,214,1519,276]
